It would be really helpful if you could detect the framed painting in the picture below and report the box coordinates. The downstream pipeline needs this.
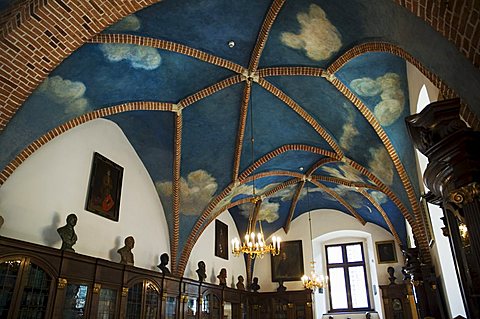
[85,152,123,221]
[271,240,304,282]
[215,220,228,260]
[376,240,397,264]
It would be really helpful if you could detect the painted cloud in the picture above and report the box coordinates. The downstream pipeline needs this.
[281,4,342,61]
[100,44,161,70]
[37,75,89,115]
[350,73,405,126]
[107,14,141,32]
[368,146,394,185]
[239,200,280,223]
[331,184,365,209]
[319,163,367,183]
[339,103,359,150]
[156,169,218,216]
[370,190,388,205]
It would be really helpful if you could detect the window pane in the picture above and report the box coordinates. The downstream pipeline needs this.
[327,246,343,264]
[145,282,159,319]
[63,284,88,318]
[346,244,363,262]
[329,267,348,309]
[98,288,117,319]
[349,266,369,308]
[19,262,51,318]
[165,296,176,319]
[126,283,142,319]
[0,260,21,317]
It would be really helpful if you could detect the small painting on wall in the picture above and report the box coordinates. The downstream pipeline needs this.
[85,152,123,221]
[215,220,228,260]
[271,240,304,282]
[376,240,397,263]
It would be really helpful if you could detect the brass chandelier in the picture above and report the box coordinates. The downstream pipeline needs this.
[231,93,281,259]
[231,198,281,259]
[301,184,324,292]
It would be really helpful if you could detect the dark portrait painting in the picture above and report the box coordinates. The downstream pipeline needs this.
[215,219,228,260]
[85,152,123,221]
[271,240,304,282]
[376,240,397,263]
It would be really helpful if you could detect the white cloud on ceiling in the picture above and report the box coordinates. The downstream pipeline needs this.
[318,163,366,183]
[280,4,342,61]
[370,190,388,205]
[331,184,364,209]
[339,103,359,150]
[37,75,89,115]
[368,146,394,186]
[156,169,218,216]
[100,44,161,70]
[350,73,405,126]
[108,14,141,32]
[239,200,280,223]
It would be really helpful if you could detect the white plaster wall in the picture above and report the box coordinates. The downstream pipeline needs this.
[185,210,247,287]
[406,62,439,114]
[0,119,170,271]
[253,210,402,318]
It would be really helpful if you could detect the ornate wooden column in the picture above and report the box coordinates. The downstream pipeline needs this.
[406,98,480,318]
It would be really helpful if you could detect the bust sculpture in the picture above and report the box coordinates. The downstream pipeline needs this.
[217,268,227,286]
[236,275,245,290]
[388,266,397,285]
[57,213,78,252]
[157,253,171,275]
[277,279,286,292]
[196,261,207,282]
[250,277,260,292]
[117,236,135,266]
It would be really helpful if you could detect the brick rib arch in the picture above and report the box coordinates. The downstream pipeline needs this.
[0,0,161,131]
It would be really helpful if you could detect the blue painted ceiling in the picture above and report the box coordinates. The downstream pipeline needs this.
[0,0,440,253]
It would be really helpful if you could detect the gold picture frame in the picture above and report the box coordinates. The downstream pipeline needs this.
[375,240,397,264]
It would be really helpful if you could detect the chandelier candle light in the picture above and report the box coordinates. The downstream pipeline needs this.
[231,199,281,258]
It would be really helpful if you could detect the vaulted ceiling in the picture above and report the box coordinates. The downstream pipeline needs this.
[1,0,480,275]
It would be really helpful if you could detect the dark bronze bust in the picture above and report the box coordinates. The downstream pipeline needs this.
[277,279,286,292]
[387,266,396,285]
[57,213,78,252]
[217,268,227,286]
[236,275,245,290]
[250,277,260,292]
[117,236,135,266]
[196,261,206,282]
[157,253,171,274]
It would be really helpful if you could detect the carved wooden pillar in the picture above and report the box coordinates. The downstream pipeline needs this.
[406,98,480,318]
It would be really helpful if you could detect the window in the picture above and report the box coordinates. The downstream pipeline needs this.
[326,242,371,312]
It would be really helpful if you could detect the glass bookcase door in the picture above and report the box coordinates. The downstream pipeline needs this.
[62,283,89,318]
[97,288,117,319]
[126,280,161,319]
[185,297,197,319]
[18,262,52,318]
[164,296,177,319]
[201,293,220,319]
[0,258,54,319]
[144,282,160,319]
[126,282,142,319]
[224,302,232,319]
[0,259,21,317]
